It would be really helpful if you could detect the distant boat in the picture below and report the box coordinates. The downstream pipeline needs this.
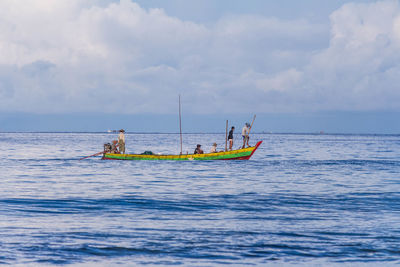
[102,141,263,161]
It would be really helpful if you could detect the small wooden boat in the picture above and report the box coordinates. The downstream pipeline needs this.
[102,141,262,161]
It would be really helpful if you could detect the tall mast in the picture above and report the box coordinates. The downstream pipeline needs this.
[225,120,228,152]
[179,95,183,155]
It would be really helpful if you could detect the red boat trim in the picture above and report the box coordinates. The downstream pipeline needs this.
[249,141,263,158]
[221,155,250,160]
[220,141,262,160]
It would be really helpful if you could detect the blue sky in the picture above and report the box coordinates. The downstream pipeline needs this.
[0,0,399,133]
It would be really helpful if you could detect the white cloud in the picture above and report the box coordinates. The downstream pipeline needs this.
[299,0,400,111]
[0,0,399,114]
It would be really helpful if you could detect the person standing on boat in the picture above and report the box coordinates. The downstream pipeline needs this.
[228,126,235,150]
[118,129,126,154]
[194,144,204,154]
[242,123,250,148]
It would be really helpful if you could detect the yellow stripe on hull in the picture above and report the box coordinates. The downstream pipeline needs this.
[103,141,262,161]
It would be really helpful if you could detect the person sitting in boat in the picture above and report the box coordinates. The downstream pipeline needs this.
[104,143,112,153]
[118,129,126,154]
[194,144,204,154]
[111,140,119,153]
[210,143,218,153]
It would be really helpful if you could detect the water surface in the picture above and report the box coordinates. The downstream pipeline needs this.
[1,133,400,266]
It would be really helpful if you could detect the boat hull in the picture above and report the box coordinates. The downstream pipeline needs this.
[103,141,262,161]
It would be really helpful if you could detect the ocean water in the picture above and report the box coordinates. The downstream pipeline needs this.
[1,132,400,266]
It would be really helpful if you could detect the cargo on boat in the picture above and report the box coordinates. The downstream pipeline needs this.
[102,141,262,161]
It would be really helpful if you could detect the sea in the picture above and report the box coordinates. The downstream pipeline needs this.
[1,132,400,266]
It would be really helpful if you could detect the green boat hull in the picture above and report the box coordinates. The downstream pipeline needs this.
[103,141,262,161]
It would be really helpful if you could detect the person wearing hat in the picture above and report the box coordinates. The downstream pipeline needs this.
[118,129,126,154]
[210,143,218,153]
[194,144,204,154]
[242,123,250,148]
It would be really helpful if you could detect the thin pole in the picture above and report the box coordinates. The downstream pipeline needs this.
[79,151,104,160]
[179,95,183,155]
[225,120,228,152]
[248,115,256,134]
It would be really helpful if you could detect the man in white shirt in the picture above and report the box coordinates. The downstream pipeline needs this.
[118,129,126,154]
[242,123,250,148]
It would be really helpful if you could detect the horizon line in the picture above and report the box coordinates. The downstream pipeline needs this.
[0,131,399,136]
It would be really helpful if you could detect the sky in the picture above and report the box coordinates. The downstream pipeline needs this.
[0,0,399,133]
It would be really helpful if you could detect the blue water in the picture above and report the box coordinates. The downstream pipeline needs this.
[1,132,400,266]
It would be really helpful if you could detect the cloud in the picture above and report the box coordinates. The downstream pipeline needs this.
[0,0,398,114]
[299,0,400,111]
